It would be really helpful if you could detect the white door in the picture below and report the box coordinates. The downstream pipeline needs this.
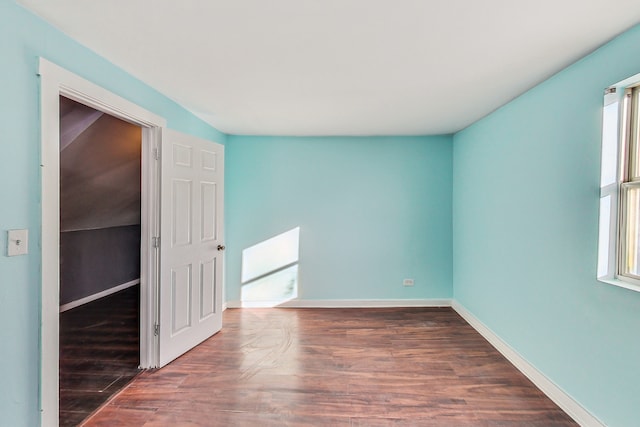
[158,128,224,367]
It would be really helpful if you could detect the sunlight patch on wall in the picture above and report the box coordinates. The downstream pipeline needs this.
[241,227,300,307]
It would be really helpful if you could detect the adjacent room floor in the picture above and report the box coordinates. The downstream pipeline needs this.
[59,285,141,427]
[84,307,576,426]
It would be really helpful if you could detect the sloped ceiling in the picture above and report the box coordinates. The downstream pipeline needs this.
[19,0,640,135]
[60,97,141,232]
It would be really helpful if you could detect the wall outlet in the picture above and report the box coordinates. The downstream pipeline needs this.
[7,229,29,256]
[403,278,414,287]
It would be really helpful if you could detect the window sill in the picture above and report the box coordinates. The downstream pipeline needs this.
[597,277,640,293]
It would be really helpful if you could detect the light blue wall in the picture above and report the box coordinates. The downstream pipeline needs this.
[6,0,640,424]
[0,1,224,425]
[453,24,640,426]
[226,135,453,303]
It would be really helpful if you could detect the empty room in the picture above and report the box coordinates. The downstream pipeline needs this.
[2,1,640,426]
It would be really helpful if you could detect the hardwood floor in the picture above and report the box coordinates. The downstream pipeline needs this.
[84,307,576,426]
[60,285,141,426]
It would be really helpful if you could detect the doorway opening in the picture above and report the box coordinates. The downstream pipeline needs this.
[40,59,225,427]
[39,59,166,427]
[57,96,143,425]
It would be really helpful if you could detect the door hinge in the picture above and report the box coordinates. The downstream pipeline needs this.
[152,236,160,248]
[154,323,160,336]
[153,148,159,160]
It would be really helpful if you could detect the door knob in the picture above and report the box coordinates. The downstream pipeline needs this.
[217,245,226,251]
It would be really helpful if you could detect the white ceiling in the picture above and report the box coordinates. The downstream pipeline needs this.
[18,0,640,136]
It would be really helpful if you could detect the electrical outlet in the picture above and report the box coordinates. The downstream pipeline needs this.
[7,229,28,256]
[403,278,414,287]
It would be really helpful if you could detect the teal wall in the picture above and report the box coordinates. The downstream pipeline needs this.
[0,1,224,425]
[453,25,640,426]
[4,0,640,424]
[226,135,453,303]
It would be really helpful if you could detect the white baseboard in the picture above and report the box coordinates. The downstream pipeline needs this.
[225,298,452,309]
[451,301,604,427]
[59,279,140,312]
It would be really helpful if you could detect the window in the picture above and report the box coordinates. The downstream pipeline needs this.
[619,87,640,281]
[598,76,640,292]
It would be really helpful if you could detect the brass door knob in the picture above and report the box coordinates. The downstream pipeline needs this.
[217,245,226,251]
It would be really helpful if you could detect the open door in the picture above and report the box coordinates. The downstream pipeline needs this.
[158,128,224,367]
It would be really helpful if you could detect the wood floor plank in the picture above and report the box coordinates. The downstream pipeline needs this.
[86,307,577,426]
[59,285,141,426]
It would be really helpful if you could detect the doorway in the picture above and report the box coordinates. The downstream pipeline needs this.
[39,59,225,427]
[58,96,143,425]
[39,59,165,427]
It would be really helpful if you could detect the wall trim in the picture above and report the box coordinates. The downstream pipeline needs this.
[225,298,452,309]
[451,301,605,427]
[59,279,140,312]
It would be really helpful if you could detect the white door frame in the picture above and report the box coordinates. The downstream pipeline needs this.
[38,58,166,427]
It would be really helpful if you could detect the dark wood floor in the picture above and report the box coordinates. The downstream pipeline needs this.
[81,308,576,427]
[59,285,141,426]
[84,307,576,426]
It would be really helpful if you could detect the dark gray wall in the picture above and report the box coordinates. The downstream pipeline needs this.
[60,97,142,305]
[60,225,141,305]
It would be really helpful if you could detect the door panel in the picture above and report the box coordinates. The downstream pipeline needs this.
[200,258,216,319]
[172,180,192,246]
[159,128,224,367]
[171,264,193,333]
[201,182,217,240]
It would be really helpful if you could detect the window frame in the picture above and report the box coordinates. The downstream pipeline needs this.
[598,75,640,292]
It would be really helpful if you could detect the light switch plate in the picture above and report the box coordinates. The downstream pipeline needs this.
[7,229,28,256]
